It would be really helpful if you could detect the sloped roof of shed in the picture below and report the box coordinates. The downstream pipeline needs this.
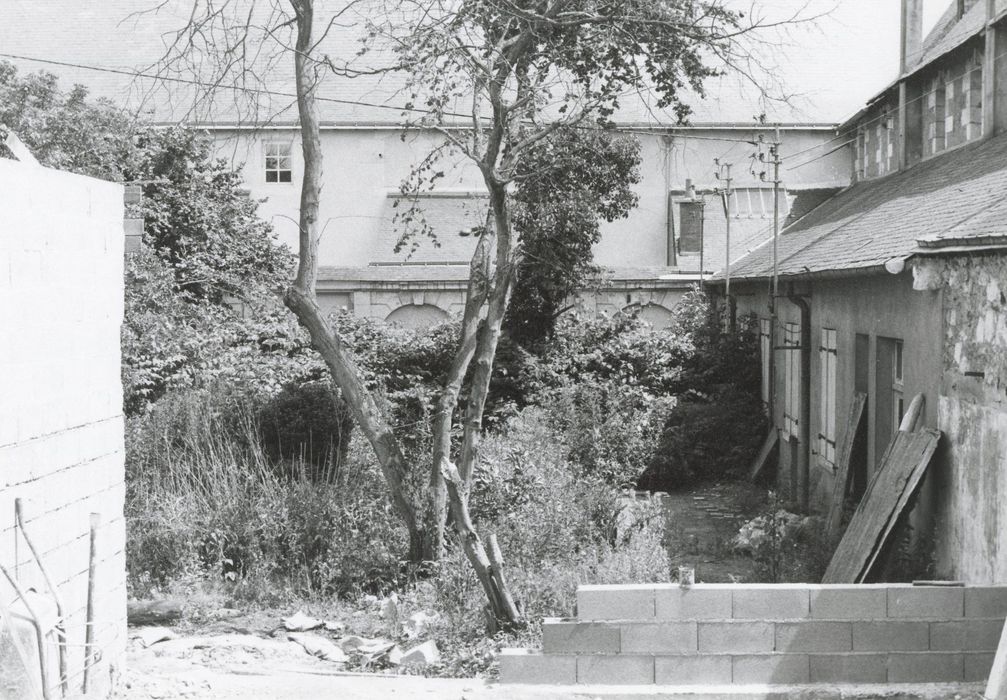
[722,131,1007,281]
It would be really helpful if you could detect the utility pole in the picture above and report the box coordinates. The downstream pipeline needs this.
[715,159,735,330]
[756,127,784,434]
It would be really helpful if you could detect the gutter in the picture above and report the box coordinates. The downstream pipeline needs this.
[707,264,888,286]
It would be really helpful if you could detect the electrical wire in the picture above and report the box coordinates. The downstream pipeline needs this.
[0,52,764,147]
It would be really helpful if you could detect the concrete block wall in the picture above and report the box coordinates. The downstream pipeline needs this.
[501,583,1007,686]
[0,158,126,697]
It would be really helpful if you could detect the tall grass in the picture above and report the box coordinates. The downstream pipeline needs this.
[126,387,405,601]
[126,386,673,676]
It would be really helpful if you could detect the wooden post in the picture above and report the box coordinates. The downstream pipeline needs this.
[82,513,99,696]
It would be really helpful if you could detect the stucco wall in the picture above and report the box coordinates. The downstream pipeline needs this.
[732,272,943,513]
[212,127,850,272]
[0,159,126,696]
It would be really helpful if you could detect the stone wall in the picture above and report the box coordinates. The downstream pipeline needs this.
[929,253,1007,581]
[0,159,126,696]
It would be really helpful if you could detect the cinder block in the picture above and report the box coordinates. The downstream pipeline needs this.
[499,649,577,685]
[776,621,852,652]
[966,588,1007,619]
[810,587,887,619]
[732,587,809,619]
[620,622,698,653]
[809,653,887,683]
[965,652,996,682]
[542,621,620,653]
[698,622,774,653]
[853,621,929,651]
[931,619,1004,652]
[656,587,732,620]
[577,655,654,685]
[654,655,732,685]
[578,585,655,620]
[887,586,964,618]
[887,652,964,683]
[733,654,810,684]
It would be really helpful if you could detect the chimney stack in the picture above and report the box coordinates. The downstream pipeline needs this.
[901,0,923,75]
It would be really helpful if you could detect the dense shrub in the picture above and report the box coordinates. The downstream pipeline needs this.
[257,382,353,482]
[638,293,766,490]
[639,386,766,489]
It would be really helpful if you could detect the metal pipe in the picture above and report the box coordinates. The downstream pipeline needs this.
[15,499,66,697]
[789,288,813,511]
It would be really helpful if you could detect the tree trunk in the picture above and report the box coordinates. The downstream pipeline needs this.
[441,460,524,630]
[424,233,492,560]
[285,0,422,560]
[458,182,514,483]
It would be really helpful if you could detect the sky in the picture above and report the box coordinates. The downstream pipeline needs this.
[0,0,958,124]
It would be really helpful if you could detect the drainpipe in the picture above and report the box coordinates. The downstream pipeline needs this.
[789,285,812,511]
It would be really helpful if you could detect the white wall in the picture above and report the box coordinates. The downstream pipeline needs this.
[0,159,126,697]
[212,126,851,272]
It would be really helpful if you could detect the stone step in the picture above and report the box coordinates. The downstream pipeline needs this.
[576,583,1007,622]
[542,617,1006,655]
[499,649,996,686]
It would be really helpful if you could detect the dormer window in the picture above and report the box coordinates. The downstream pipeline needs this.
[264,142,293,183]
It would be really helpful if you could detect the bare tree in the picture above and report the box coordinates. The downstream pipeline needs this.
[143,0,814,630]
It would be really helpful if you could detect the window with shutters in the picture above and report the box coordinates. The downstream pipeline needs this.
[678,201,704,253]
[783,322,801,438]
[818,328,838,468]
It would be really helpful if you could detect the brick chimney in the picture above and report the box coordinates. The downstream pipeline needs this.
[900,0,923,75]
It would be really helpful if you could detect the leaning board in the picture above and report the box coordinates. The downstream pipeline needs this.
[822,429,940,584]
[824,392,867,537]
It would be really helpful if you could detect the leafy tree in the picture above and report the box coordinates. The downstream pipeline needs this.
[130,127,293,304]
[0,61,136,180]
[505,128,641,351]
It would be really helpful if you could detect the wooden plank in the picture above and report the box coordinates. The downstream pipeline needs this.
[825,392,867,537]
[822,429,940,583]
[986,619,1007,700]
[859,429,941,582]
[748,428,779,481]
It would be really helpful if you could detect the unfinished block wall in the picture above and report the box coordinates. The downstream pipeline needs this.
[0,158,126,696]
[502,583,1007,686]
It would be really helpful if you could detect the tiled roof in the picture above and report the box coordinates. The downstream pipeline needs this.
[848,0,997,125]
[373,193,487,264]
[723,131,1007,281]
[908,2,985,74]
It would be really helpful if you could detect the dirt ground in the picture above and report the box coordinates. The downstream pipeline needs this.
[664,481,763,583]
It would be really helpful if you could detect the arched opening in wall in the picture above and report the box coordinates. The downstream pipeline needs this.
[624,302,674,329]
[385,303,449,330]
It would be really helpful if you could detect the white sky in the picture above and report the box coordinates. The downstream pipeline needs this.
[0,0,957,124]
